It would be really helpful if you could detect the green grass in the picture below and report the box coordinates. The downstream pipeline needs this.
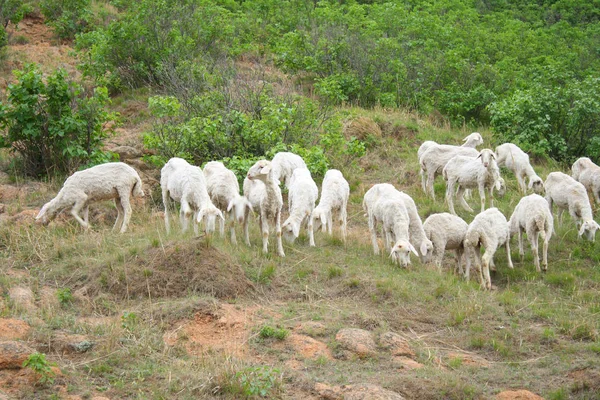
[1,108,600,398]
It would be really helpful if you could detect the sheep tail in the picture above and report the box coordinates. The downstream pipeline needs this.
[132,175,145,197]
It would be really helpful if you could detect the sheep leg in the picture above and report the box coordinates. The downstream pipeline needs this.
[488,185,495,208]
[260,214,269,254]
[369,216,380,255]
[505,235,514,269]
[327,212,333,236]
[529,229,540,272]
[341,204,348,243]
[518,227,524,261]
[219,213,225,238]
[180,209,189,233]
[162,189,171,234]
[457,186,473,213]
[119,193,132,233]
[481,246,496,290]
[193,210,199,236]
[557,208,564,227]
[455,248,464,276]
[71,198,90,230]
[446,180,457,215]
[83,206,90,226]
[113,199,124,231]
[541,230,549,271]
[308,214,315,247]
[479,183,486,213]
[275,210,285,257]
[427,170,436,200]
[420,168,426,193]
[229,219,237,245]
[243,208,251,247]
[516,173,526,194]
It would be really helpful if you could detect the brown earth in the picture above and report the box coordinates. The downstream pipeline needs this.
[0,319,30,340]
[495,390,544,400]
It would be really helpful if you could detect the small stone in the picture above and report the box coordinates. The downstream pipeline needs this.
[446,351,490,367]
[110,145,143,160]
[0,319,30,340]
[0,341,34,369]
[379,332,415,358]
[53,332,95,354]
[393,356,424,370]
[335,328,377,358]
[296,321,328,337]
[496,390,544,400]
[288,333,332,360]
[315,383,405,400]
[8,287,36,311]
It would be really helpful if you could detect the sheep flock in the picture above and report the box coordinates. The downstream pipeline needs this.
[36,136,600,290]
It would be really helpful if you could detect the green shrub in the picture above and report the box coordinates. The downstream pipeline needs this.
[259,325,289,340]
[22,352,55,385]
[40,0,92,39]
[57,288,73,305]
[229,365,282,398]
[0,64,116,177]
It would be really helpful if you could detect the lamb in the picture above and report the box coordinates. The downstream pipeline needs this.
[36,162,144,233]
[203,161,253,245]
[362,184,420,266]
[545,171,600,241]
[161,158,224,236]
[281,168,319,245]
[443,149,504,215]
[271,151,308,188]
[243,160,285,256]
[310,169,349,245]
[508,194,553,272]
[422,213,469,274]
[464,208,513,290]
[418,132,483,193]
[495,143,544,194]
[420,145,479,200]
[571,157,600,205]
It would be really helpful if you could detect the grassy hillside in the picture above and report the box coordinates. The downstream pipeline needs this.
[1,105,600,399]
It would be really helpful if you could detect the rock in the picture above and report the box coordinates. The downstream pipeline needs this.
[0,185,21,202]
[392,356,424,370]
[296,321,328,337]
[335,328,377,358]
[8,287,36,311]
[126,158,153,171]
[0,341,34,369]
[496,390,544,400]
[53,332,95,354]
[315,383,405,400]
[446,351,490,367]
[110,145,143,160]
[0,319,30,340]
[288,334,332,360]
[379,332,415,358]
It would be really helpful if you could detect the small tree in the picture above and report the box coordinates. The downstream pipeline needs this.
[0,64,116,177]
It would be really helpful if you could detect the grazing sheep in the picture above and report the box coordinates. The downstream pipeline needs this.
[310,169,349,245]
[418,132,484,193]
[36,162,144,233]
[508,194,553,272]
[420,145,479,200]
[464,208,513,290]
[161,158,224,236]
[495,143,544,194]
[243,160,285,257]
[571,157,600,205]
[203,161,253,245]
[423,213,469,274]
[271,152,308,188]
[545,171,600,241]
[282,168,319,245]
[443,149,504,215]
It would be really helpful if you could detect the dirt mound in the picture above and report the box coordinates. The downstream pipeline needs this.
[8,16,54,45]
[0,319,30,340]
[99,241,252,300]
[496,390,543,400]
[163,303,258,357]
[343,117,382,140]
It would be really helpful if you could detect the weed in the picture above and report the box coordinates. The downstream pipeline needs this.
[57,288,73,305]
[447,357,463,369]
[22,352,55,385]
[121,311,138,332]
[346,278,360,289]
[571,323,598,341]
[259,325,289,341]
[227,365,282,398]
[547,387,568,400]
[327,266,343,279]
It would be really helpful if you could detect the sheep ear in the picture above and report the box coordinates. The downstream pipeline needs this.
[197,209,205,223]
[217,210,225,221]
[477,154,482,159]
[35,205,47,219]
[409,243,419,257]
[260,165,271,175]
[491,152,496,159]
[320,213,326,225]
[420,241,428,256]
[578,224,586,237]
[227,200,234,212]
[246,199,254,214]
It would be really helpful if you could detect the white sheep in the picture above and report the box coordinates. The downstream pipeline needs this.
[423,213,469,274]
[420,145,479,200]
[495,143,544,194]
[35,162,144,233]
[243,160,285,257]
[203,161,253,245]
[310,169,349,245]
[464,208,513,290]
[418,132,483,193]
[571,157,600,205]
[161,158,224,236]
[508,194,553,272]
[545,171,600,241]
[271,152,308,188]
[443,149,504,215]
[282,168,319,245]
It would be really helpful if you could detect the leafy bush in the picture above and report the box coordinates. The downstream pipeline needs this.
[40,0,92,39]
[230,365,282,398]
[0,64,116,177]
[22,352,55,385]
[57,288,73,305]
[259,325,289,340]
[489,76,600,162]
